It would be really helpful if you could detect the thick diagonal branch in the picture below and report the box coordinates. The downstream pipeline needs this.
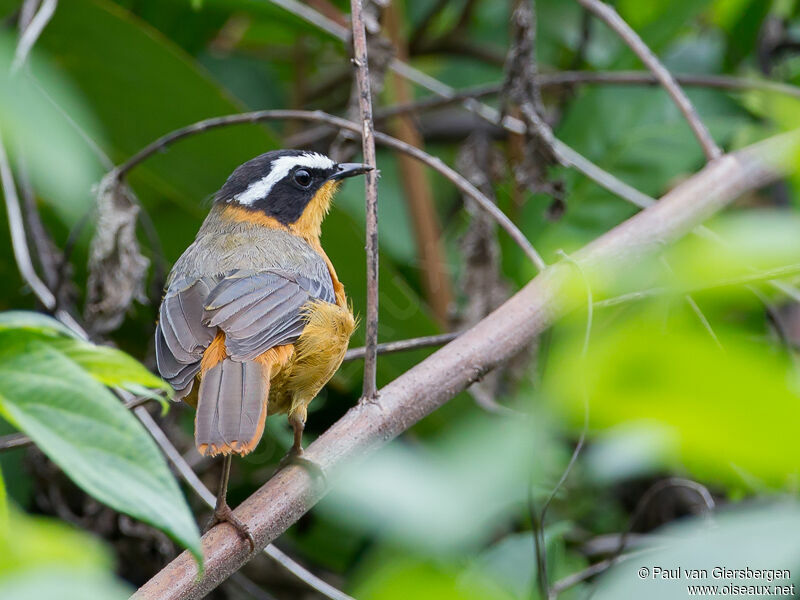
[131,130,799,600]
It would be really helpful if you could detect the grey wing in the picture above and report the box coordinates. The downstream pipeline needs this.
[155,277,217,398]
[202,269,336,362]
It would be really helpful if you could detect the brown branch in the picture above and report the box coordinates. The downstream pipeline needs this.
[575,0,722,161]
[112,109,546,270]
[385,2,453,326]
[350,0,380,400]
[131,129,800,600]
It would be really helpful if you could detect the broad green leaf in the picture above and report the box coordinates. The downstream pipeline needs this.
[0,508,130,600]
[324,417,552,552]
[353,557,505,600]
[0,311,79,339]
[0,336,201,562]
[0,312,171,397]
[0,570,129,600]
[50,338,172,396]
[546,308,800,488]
[0,33,103,225]
[0,464,6,532]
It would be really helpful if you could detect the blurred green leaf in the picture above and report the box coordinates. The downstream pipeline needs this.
[0,571,130,600]
[547,307,800,488]
[354,557,505,600]
[0,464,6,532]
[665,212,800,286]
[0,34,103,225]
[465,525,584,600]
[0,329,200,563]
[0,507,129,600]
[594,502,800,599]
[0,311,79,338]
[584,423,679,484]
[324,417,550,552]
[0,508,110,572]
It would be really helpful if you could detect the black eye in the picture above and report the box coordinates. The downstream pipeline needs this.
[293,169,312,188]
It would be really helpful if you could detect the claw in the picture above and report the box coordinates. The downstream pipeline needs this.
[277,447,327,486]
[205,502,255,552]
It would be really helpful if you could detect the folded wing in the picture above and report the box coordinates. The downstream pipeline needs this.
[155,269,335,399]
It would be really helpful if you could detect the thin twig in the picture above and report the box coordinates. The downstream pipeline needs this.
[533,251,593,598]
[575,0,722,161]
[343,331,461,361]
[131,128,800,600]
[11,0,57,73]
[349,0,380,401]
[0,433,30,452]
[605,477,715,575]
[0,133,57,310]
[112,109,545,269]
[550,550,647,596]
[549,482,714,596]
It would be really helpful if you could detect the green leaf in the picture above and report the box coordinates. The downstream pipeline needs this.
[353,557,505,600]
[0,508,111,573]
[0,508,130,600]
[0,311,79,339]
[0,570,130,600]
[0,33,103,226]
[50,338,172,396]
[0,312,171,397]
[0,336,201,563]
[0,464,6,532]
[546,307,800,488]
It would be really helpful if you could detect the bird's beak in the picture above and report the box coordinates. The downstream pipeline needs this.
[329,162,374,180]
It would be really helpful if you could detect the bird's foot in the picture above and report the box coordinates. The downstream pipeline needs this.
[277,447,327,486]
[205,502,255,552]
[358,391,380,407]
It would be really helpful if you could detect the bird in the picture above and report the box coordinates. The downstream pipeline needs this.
[154,149,370,547]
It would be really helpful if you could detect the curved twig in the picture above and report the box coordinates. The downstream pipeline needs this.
[575,0,721,161]
[12,0,57,73]
[112,109,546,270]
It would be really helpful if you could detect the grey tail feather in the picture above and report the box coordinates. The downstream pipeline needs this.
[196,359,269,456]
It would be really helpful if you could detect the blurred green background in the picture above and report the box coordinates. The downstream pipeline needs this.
[1,0,800,598]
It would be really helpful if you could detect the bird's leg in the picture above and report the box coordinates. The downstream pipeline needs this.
[277,411,327,484]
[205,454,255,551]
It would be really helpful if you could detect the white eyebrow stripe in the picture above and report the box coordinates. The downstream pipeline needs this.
[233,153,335,206]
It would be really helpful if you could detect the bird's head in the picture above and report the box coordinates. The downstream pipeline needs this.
[215,149,372,240]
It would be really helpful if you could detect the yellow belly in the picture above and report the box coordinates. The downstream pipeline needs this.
[267,299,356,420]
